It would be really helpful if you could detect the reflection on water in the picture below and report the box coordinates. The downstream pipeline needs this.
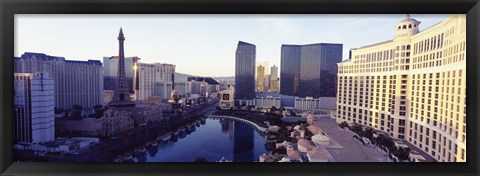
[133,118,268,162]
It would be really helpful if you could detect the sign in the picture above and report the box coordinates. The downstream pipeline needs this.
[223,94,230,100]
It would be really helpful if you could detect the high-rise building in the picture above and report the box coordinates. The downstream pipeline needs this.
[337,15,466,162]
[256,65,265,92]
[234,41,256,105]
[134,63,176,101]
[14,53,103,109]
[103,56,140,92]
[280,45,301,96]
[270,65,279,93]
[110,28,135,107]
[280,43,342,98]
[298,43,343,98]
[14,72,55,143]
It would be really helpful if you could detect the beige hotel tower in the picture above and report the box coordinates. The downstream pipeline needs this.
[337,14,466,162]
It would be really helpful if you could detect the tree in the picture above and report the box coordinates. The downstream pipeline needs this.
[338,121,349,129]
[270,106,277,113]
[362,128,374,140]
[395,147,411,161]
[350,124,363,134]
[272,146,287,155]
[94,105,105,119]
[304,129,314,140]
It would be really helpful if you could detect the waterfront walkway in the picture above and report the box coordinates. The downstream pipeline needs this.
[207,115,268,133]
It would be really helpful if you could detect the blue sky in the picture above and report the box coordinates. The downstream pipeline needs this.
[15,14,450,77]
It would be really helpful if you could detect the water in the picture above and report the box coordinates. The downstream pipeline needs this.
[133,118,269,162]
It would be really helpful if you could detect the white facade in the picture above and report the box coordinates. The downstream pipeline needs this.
[134,62,176,101]
[219,85,235,109]
[103,56,139,78]
[294,97,337,110]
[174,82,191,95]
[255,96,281,108]
[337,15,466,162]
[14,72,55,143]
[14,53,103,109]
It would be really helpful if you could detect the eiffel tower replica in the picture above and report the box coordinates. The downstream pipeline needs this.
[109,28,135,107]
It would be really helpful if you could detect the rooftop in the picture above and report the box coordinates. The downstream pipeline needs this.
[238,41,255,46]
[187,76,220,85]
[357,39,393,49]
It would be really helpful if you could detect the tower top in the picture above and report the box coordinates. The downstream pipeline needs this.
[118,27,125,40]
[394,14,421,40]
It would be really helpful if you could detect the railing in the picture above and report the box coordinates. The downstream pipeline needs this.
[207,115,268,133]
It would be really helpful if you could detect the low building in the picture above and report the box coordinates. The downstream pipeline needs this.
[287,149,302,162]
[312,134,331,146]
[297,139,316,152]
[294,97,337,110]
[55,118,103,136]
[174,81,191,96]
[15,137,100,153]
[255,96,281,109]
[101,110,134,136]
[306,125,324,135]
[219,85,234,109]
[187,76,220,95]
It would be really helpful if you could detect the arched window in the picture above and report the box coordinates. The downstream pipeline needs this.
[437,34,441,48]
[398,26,401,30]
[441,33,444,48]
[403,25,407,29]
[407,45,411,50]
[431,37,434,50]
[409,24,412,28]
[414,24,416,27]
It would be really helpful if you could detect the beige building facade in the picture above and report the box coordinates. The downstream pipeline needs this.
[337,15,466,162]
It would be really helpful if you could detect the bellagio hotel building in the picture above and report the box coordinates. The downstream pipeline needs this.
[337,14,466,162]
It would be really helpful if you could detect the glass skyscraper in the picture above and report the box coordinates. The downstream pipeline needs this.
[298,43,342,98]
[234,41,256,104]
[280,45,302,96]
[281,43,342,98]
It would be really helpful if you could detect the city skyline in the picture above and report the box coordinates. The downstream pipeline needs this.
[15,14,449,77]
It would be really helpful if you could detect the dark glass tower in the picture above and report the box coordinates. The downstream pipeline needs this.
[280,45,301,96]
[234,41,256,104]
[298,43,342,98]
[109,28,135,107]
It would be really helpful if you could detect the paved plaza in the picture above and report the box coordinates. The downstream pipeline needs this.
[314,116,389,162]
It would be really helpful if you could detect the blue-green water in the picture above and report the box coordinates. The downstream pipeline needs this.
[133,118,269,162]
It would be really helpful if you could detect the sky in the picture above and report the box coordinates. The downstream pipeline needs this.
[15,14,450,77]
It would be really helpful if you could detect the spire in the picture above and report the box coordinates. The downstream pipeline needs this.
[118,27,125,40]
